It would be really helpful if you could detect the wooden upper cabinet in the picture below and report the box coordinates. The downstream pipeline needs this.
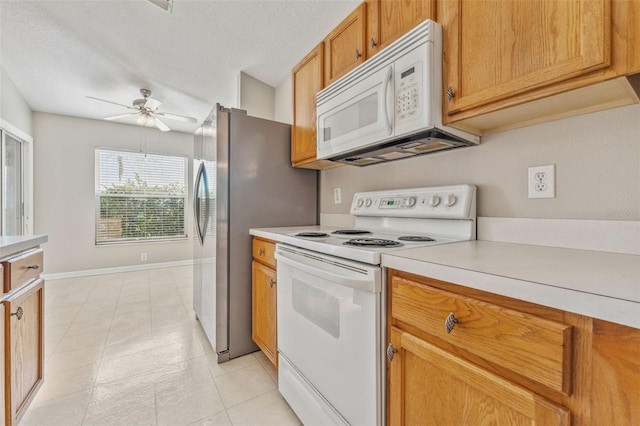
[443,0,611,117]
[291,43,324,166]
[324,3,367,86]
[366,0,436,58]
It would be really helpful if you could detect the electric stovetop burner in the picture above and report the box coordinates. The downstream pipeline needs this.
[332,229,372,235]
[398,236,436,242]
[344,238,403,247]
[295,232,329,238]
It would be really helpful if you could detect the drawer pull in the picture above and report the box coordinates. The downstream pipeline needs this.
[27,264,40,270]
[370,37,377,49]
[445,312,458,334]
[258,248,265,256]
[446,86,456,102]
[269,278,276,288]
[355,49,362,60]
[11,307,24,320]
[386,343,398,362]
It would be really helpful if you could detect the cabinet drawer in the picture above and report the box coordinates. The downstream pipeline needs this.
[252,238,276,269]
[3,249,44,293]
[391,275,572,394]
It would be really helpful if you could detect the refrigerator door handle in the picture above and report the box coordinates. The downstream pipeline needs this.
[194,161,210,244]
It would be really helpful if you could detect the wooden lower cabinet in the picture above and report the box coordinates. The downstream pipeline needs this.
[389,327,569,425]
[251,238,278,367]
[0,304,5,426]
[4,279,44,426]
[387,269,640,425]
[252,261,277,366]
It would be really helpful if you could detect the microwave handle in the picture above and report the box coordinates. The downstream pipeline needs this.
[382,65,393,136]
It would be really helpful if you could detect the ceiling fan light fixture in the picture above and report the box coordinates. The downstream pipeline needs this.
[137,113,156,127]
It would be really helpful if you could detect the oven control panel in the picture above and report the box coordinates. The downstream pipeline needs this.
[350,184,476,219]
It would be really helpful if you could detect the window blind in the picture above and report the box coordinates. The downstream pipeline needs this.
[95,149,188,244]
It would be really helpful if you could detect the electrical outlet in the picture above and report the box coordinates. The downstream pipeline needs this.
[528,165,555,199]
[141,253,148,262]
[334,188,342,204]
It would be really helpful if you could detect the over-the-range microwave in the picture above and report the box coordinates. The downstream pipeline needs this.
[316,20,480,166]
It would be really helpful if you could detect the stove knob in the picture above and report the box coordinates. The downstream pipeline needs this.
[405,196,417,207]
[365,198,373,207]
[445,193,457,207]
[356,198,364,207]
[429,195,441,207]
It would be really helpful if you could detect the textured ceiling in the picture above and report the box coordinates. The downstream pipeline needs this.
[0,0,359,133]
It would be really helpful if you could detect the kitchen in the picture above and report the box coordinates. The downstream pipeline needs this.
[1,0,639,425]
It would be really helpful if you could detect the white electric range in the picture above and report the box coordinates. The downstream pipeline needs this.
[253,185,477,426]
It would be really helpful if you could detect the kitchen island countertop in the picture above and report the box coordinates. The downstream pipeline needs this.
[0,235,48,258]
[382,240,640,329]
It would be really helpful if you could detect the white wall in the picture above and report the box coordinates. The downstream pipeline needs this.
[265,78,640,222]
[0,66,33,136]
[274,75,293,124]
[320,103,640,221]
[33,112,194,274]
[238,72,276,120]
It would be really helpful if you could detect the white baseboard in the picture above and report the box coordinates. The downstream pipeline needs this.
[42,259,195,280]
[478,217,640,255]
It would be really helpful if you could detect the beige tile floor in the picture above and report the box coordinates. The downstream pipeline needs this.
[20,266,301,426]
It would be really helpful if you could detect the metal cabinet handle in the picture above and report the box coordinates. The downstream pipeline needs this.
[446,86,455,102]
[11,307,24,320]
[386,343,398,362]
[269,278,276,288]
[355,49,362,59]
[27,264,40,270]
[445,312,458,334]
[258,248,265,256]
[370,37,377,49]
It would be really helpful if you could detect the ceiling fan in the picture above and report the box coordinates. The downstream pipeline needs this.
[87,88,197,132]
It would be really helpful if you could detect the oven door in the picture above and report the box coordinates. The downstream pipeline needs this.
[316,64,394,160]
[275,244,382,426]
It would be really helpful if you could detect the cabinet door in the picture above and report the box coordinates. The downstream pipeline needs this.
[252,261,277,366]
[366,0,435,58]
[443,0,611,118]
[324,3,367,86]
[6,279,44,425]
[292,43,324,166]
[388,327,570,425]
[0,304,5,426]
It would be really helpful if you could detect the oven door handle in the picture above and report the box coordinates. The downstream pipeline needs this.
[276,251,377,293]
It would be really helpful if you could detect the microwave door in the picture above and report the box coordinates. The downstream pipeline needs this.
[317,65,394,159]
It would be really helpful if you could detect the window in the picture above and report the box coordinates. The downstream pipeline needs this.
[95,149,188,244]
[1,130,25,236]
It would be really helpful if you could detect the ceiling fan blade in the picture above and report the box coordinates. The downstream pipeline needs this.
[144,97,162,111]
[87,96,136,110]
[155,112,198,123]
[104,113,138,121]
[153,117,171,132]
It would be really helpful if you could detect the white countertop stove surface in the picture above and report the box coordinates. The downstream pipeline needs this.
[382,240,640,329]
[251,225,463,265]
[251,184,478,265]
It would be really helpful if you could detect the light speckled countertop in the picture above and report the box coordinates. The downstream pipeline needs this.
[0,235,48,258]
[382,240,640,329]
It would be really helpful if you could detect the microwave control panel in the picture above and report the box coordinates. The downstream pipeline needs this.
[395,60,423,123]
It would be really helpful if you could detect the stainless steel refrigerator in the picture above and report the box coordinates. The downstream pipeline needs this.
[193,104,317,363]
